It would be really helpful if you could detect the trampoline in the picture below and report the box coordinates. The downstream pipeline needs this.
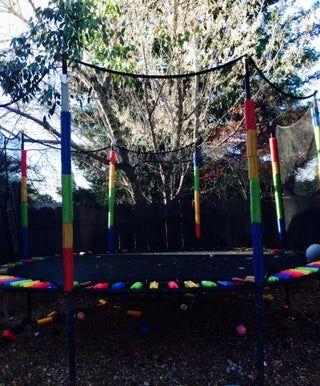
[1,250,319,293]
[1,56,320,386]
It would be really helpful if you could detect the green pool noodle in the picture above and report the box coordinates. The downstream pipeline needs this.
[130,282,143,290]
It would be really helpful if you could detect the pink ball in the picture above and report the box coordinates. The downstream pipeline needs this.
[235,324,246,336]
[77,311,85,321]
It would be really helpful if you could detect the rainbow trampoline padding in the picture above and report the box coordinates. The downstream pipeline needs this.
[0,250,318,292]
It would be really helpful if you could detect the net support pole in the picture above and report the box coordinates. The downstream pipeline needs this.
[61,58,75,385]
[244,58,265,386]
[193,147,201,239]
[108,147,116,252]
[269,126,285,242]
[312,93,320,180]
[192,31,201,240]
[21,131,29,258]
[61,59,74,292]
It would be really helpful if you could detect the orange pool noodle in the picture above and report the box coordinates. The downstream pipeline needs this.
[127,310,142,317]
[37,316,53,325]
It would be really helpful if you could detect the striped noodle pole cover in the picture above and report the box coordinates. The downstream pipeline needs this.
[108,148,116,252]
[245,97,264,285]
[21,133,29,258]
[61,68,73,292]
[193,151,201,238]
[269,135,285,241]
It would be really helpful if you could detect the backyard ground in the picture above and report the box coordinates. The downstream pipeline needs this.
[1,278,320,385]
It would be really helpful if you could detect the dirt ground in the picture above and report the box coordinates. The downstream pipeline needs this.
[1,278,320,385]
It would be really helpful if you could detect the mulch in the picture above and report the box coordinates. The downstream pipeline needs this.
[1,278,320,385]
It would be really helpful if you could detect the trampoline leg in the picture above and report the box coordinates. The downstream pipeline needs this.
[284,284,290,307]
[26,292,32,323]
[255,286,265,386]
[66,293,76,385]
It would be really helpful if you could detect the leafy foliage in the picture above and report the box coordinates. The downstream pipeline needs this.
[0,0,319,204]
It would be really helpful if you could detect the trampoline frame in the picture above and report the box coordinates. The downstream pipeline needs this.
[1,58,319,386]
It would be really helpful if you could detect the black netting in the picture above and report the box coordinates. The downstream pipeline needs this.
[0,131,21,260]
[276,107,319,197]
[69,59,246,204]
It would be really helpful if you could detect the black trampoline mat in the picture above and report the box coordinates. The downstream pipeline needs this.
[7,251,307,285]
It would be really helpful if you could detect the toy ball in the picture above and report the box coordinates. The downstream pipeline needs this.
[76,311,86,321]
[180,303,188,311]
[263,294,274,302]
[235,324,247,336]
[139,324,150,335]
[306,244,320,262]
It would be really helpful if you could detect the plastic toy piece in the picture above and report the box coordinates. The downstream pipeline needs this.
[307,260,320,266]
[97,299,107,307]
[235,324,247,336]
[180,303,188,311]
[290,269,312,275]
[77,281,92,288]
[267,276,279,282]
[1,278,21,285]
[31,257,46,261]
[272,273,293,280]
[0,275,15,283]
[33,282,52,289]
[47,311,58,318]
[9,279,33,287]
[231,277,248,283]
[127,310,142,317]
[279,270,304,278]
[111,281,126,290]
[3,329,17,341]
[130,282,143,290]
[149,281,159,289]
[184,280,199,288]
[217,281,234,287]
[299,266,319,272]
[93,283,109,289]
[167,281,179,289]
[139,324,150,335]
[271,249,284,254]
[76,312,85,320]
[37,316,53,325]
[200,280,217,288]
[21,280,40,288]
[263,294,274,302]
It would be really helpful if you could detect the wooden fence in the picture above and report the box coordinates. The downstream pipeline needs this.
[1,195,320,263]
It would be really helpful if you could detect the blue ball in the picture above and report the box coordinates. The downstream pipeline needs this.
[306,244,320,262]
[139,324,150,335]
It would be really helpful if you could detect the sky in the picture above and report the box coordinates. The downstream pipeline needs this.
[0,0,90,200]
[0,0,319,201]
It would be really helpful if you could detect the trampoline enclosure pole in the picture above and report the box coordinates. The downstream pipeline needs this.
[61,58,76,385]
[108,147,116,252]
[269,129,285,242]
[244,59,264,284]
[66,292,75,384]
[193,149,201,239]
[244,58,265,385]
[61,59,74,292]
[21,132,29,258]
[26,292,32,323]
[311,93,320,180]
[192,41,201,240]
